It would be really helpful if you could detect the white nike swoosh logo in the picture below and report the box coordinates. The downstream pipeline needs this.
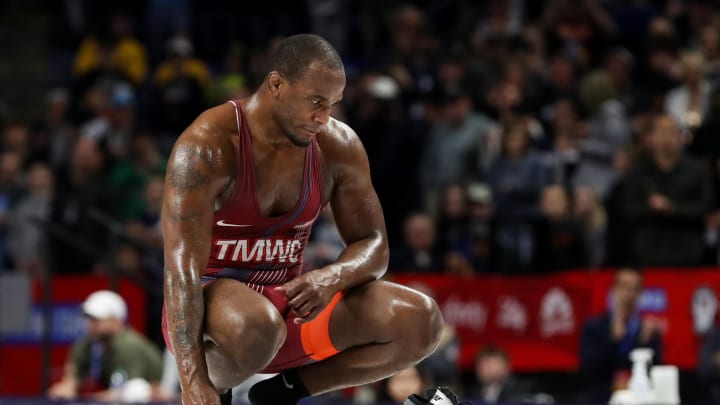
[293,220,314,230]
[281,373,294,389]
[216,220,252,227]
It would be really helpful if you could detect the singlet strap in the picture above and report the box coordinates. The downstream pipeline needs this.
[310,137,324,203]
[228,100,242,135]
[227,100,254,186]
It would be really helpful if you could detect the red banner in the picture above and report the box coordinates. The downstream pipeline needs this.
[392,269,720,371]
[2,270,717,395]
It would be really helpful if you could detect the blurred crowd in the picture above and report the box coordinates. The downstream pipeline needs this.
[3,0,720,402]
[3,0,720,282]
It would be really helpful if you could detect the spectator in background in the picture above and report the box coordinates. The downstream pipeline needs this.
[145,0,191,64]
[468,24,512,105]
[351,73,427,246]
[113,243,145,280]
[0,151,25,271]
[698,25,720,82]
[488,62,544,138]
[152,35,210,135]
[534,184,587,272]
[691,89,720,262]
[473,0,525,41]
[110,133,166,221]
[468,346,531,403]
[48,290,163,401]
[537,55,580,124]
[580,268,662,402]
[574,185,607,268]
[484,68,530,138]
[419,83,497,215]
[419,323,461,392]
[636,17,681,109]
[624,114,713,267]
[79,82,137,164]
[125,176,164,254]
[698,324,720,402]
[304,207,345,270]
[73,12,147,86]
[436,184,471,261]
[33,88,76,169]
[70,13,145,127]
[541,0,616,68]
[49,139,118,274]
[488,121,546,272]
[389,212,443,273]
[207,42,251,105]
[3,122,31,165]
[125,175,165,347]
[544,98,582,189]
[665,51,712,133]
[436,47,485,122]
[574,71,632,199]
[384,4,437,103]
[7,163,54,275]
[466,182,495,272]
[306,0,351,58]
[604,47,642,115]
[376,365,432,404]
[604,147,634,267]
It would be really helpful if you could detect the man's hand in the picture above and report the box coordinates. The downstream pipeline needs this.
[276,269,339,324]
[639,318,661,345]
[47,380,76,400]
[611,315,627,341]
[649,193,672,213]
[611,307,629,341]
[181,384,221,405]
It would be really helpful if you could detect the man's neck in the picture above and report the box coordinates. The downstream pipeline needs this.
[244,93,296,150]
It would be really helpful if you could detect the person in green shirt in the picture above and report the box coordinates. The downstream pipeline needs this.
[48,290,164,401]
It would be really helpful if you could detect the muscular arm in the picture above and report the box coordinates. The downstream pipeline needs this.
[324,124,389,291]
[162,114,232,395]
[275,123,390,323]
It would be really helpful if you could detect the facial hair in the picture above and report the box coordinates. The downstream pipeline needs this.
[280,122,313,148]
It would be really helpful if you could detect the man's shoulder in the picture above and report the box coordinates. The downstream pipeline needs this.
[179,103,237,146]
[113,328,157,350]
[319,118,359,146]
[316,118,365,160]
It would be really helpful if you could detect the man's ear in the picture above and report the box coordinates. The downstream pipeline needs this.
[267,72,284,98]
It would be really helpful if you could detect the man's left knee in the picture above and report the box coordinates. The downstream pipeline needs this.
[399,291,444,357]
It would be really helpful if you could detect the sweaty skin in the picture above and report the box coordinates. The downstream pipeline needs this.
[162,62,442,405]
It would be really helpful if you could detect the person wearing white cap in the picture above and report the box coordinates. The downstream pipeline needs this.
[47,290,164,402]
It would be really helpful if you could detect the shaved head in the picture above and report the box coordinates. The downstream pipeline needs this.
[269,34,344,82]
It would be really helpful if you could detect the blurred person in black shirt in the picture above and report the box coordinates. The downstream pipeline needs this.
[623,114,713,267]
[49,138,119,274]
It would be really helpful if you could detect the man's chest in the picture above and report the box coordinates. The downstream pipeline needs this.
[252,150,333,217]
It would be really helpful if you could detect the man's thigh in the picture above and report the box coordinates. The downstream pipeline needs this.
[162,278,285,355]
[327,280,437,351]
